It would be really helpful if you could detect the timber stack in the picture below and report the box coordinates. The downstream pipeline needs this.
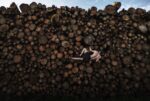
[0,2,150,97]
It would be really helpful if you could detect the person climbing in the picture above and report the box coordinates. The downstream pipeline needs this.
[71,47,101,62]
[89,47,101,62]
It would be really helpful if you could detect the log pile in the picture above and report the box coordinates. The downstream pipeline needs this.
[0,2,150,97]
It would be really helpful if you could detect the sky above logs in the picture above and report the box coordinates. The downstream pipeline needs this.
[1,0,150,11]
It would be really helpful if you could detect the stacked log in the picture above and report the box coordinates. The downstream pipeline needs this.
[0,2,150,97]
